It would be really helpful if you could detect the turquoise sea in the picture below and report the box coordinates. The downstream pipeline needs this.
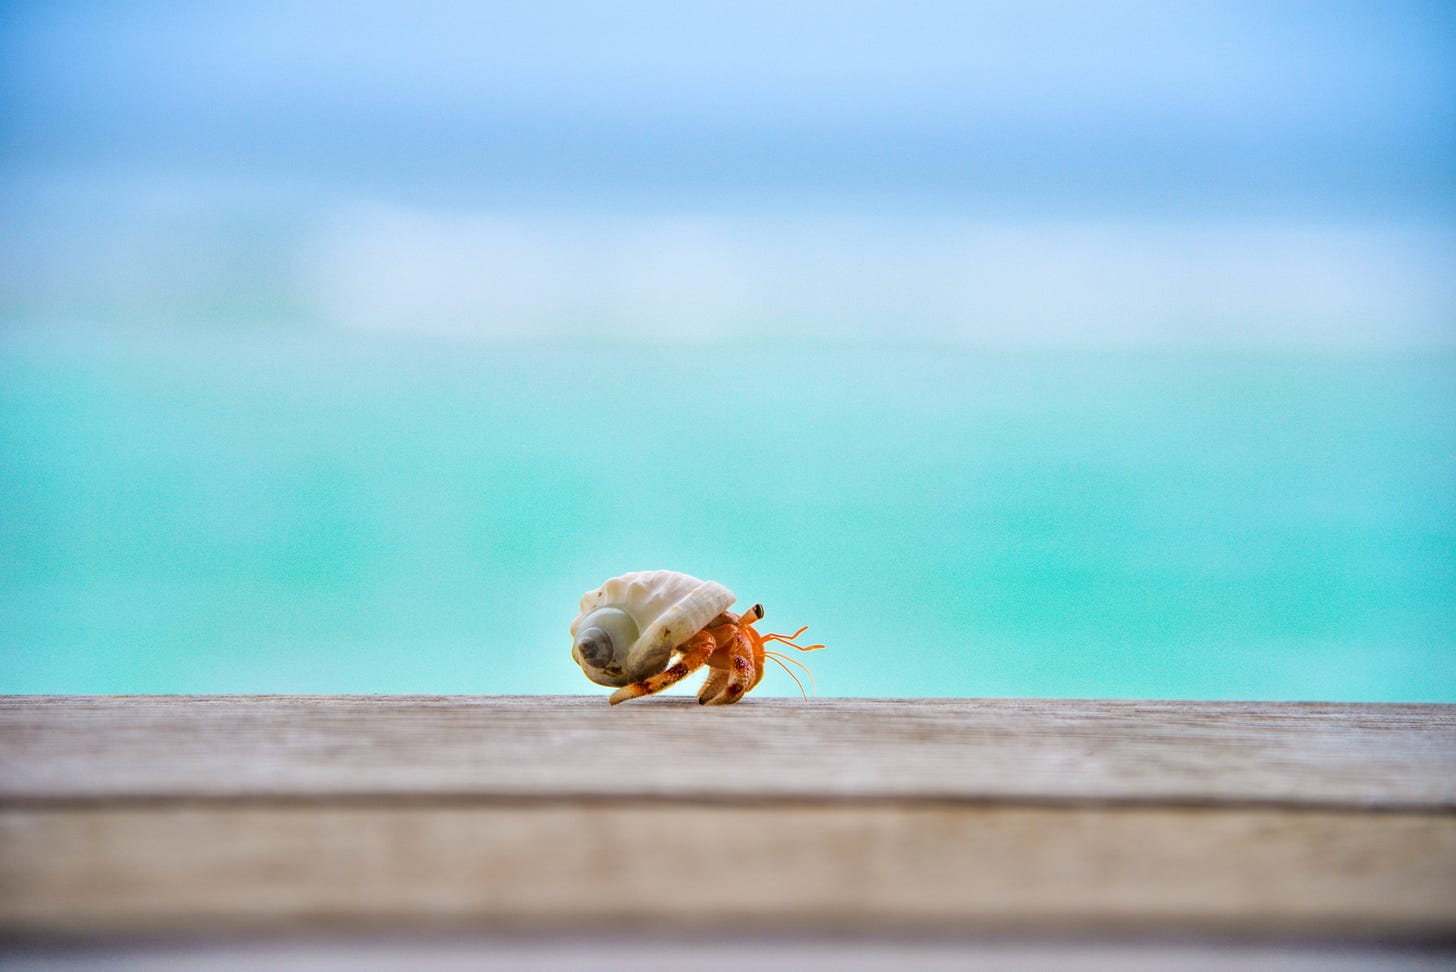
[2,328,1452,701]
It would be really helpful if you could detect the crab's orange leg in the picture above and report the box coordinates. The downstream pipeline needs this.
[700,620,752,701]
[748,657,767,692]
[609,630,716,705]
[702,625,757,705]
[697,667,729,703]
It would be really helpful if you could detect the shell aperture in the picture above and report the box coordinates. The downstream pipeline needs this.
[570,570,735,688]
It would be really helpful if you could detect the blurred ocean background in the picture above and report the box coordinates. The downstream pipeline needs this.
[1,2,1453,699]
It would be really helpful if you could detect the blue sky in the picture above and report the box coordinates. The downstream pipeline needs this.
[4,1,1453,215]
[2,2,1454,345]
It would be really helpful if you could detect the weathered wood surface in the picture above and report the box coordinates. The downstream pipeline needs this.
[1,696,1454,945]
[3,695,1453,808]
[6,803,1453,938]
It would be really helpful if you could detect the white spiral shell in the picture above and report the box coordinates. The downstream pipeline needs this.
[570,570,735,687]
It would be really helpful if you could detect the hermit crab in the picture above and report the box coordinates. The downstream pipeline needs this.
[570,570,823,705]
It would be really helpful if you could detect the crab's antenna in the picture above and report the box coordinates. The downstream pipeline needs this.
[765,649,818,694]
[765,652,810,700]
[766,647,814,674]
[762,626,825,652]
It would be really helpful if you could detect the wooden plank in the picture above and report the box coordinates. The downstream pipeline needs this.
[2,696,1453,942]
[2,696,1453,809]
[3,802,1454,938]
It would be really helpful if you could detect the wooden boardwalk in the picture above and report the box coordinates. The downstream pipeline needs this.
[2,695,1454,965]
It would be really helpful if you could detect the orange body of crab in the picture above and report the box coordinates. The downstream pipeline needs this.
[569,570,823,705]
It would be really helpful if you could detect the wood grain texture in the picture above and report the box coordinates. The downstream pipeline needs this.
[1,696,1453,941]
[2,696,1453,809]
[4,804,1454,937]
